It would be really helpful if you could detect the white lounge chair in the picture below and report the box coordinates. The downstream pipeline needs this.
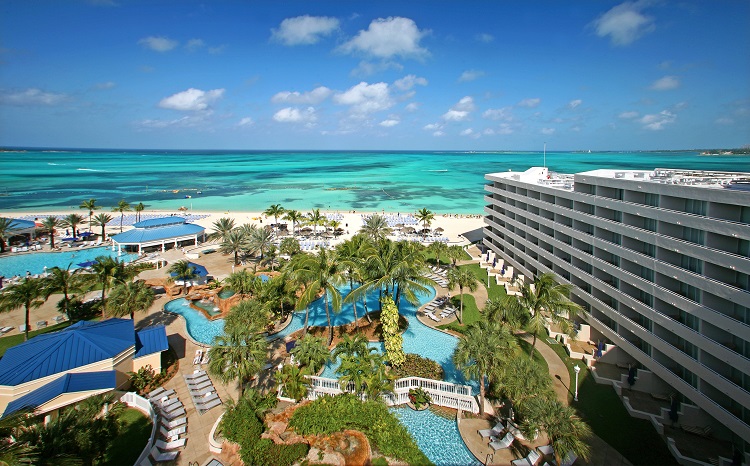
[197,397,222,412]
[187,379,212,391]
[149,446,178,463]
[160,416,186,430]
[185,370,206,380]
[154,437,186,450]
[200,350,211,364]
[478,421,505,438]
[148,388,175,400]
[193,349,202,365]
[511,449,541,466]
[190,386,214,397]
[196,392,219,406]
[162,407,185,421]
[160,424,186,439]
[561,451,577,466]
[537,444,554,457]
[489,432,514,451]
[0,326,13,334]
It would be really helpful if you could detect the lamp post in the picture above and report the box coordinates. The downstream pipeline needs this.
[573,365,581,402]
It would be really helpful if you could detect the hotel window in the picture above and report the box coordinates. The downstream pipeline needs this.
[644,242,656,257]
[639,266,655,282]
[645,193,659,207]
[683,227,705,245]
[615,189,624,200]
[679,282,701,303]
[638,290,653,307]
[644,218,656,232]
[681,255,703,275]
[679,310,700,331]
[685,199,707,216]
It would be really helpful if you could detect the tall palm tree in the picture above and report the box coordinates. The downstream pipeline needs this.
[290,333,330,374]
[107,280,155,320]
[223,269,259,298]
[332,332,370,361]
[446,266,479,323]
[283,209,304,237]
[306,208,326,237]
[428,241,448,267]
[208,323,267,398]
[415,208,435,238]
[523,397,592,466]
[264,204,285,232]
[276,364,309,402]
[42,265,85,319]
[248,226,274,260]
[0,409,38,465]
[90,212,113,241]
[167,260,199,295]
[0,217,18,253]
[134,202,145,222]
[484,297,525,330]
[0,278,45,341]
[505,273,582,359]
[289,248,344,344]
[79,199,99,232]
[359,214,392,241]
[220,229,249,266]
[335,236,371,326]
[89,256,122,318]
[40,216,60,249]
[112,199,131,232]
[494,356,554,413]
[453,318,518,415]
[208,217,236,242]
[60,213,85,238]
[446,244,466,267]
[279,237,301,256]
[391,241,434,308]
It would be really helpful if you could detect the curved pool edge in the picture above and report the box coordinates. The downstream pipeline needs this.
[162,298,213,348]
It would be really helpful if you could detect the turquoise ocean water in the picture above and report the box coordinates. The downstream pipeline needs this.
[0,149,746,214]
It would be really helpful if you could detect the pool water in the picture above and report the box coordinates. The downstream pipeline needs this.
[163,298,225,344]
[392,407,480,466]
[217,289,235,299]
[0,247,138,277]
[192,299,222,316]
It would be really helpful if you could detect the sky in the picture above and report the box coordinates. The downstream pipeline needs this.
[0,0,748,151]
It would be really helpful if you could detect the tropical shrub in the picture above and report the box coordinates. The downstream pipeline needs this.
[381,296,405,367]
[128,365,156,394]
[289,393,432,465]
[390,353,444,380]
[408,387,432,409]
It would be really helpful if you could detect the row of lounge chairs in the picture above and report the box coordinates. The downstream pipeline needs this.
[478,420,576,466]
[184,370,222,414]
[193,349,210,366]
[9,244,44,253]
[142,387,189,465]
[422,296,457,322]
[426,267,449,288]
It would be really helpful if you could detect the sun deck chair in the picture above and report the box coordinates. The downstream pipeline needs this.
[149,446,179,463]
[201,350,210,365]
[478,421,505,438]
[195,393,219,408]
[160,424,186,439]
[162,407,185,421]
[155,437,186,450]
[0,326,12,334]
[507,421,527,440]
[190,386,214,397]
[193,349,202,365]
[489,432,514,451]
[148,387,174,400]
[160,416,186,430]
[537,444,554,457]
[161,401,184,414]
[511,449,541,466]
[197,397,222,413]
[187,379,212,391]
[185,370,206,380]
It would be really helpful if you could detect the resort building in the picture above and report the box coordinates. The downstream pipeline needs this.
[483,167,750,453]
[0,318,168,419]
[110,216,205,255]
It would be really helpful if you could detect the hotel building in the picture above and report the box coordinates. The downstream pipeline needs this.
[483,167,750,454]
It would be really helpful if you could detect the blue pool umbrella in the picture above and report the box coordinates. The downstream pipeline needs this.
[79,231,93,237]
[61,237,76,241]
[77,261,96,268]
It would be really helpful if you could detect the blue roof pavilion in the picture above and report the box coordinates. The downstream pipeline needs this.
[109,216,205,254]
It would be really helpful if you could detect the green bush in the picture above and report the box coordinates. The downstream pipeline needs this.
[371,457,389,466]
[289,394,432,466]
[390,353,444,380]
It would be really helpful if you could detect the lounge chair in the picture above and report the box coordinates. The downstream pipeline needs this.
[148,388,175,400]
[561,451,577,466]
[190,386,214,397]
[0,326,13,334]
[156,396,180,408]
[18,324,27,333]
[201,350,211,365]
[160,416,186,430]
[149,446,179,463]
[185,370,206,380]
[197,397,222,412]
[155,437,186,450]
[537,445,554,457]
[193,349,202,365]
[187,379,212,391]
[161,401,184,414]
[196,392,219,406]
[478,421,505,438]
[489,432,514,451]
[511,449,541,466]
[160,424,186,439]
[507,421,528,440]
[162,407,185,421]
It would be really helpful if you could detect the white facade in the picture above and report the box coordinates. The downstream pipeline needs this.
[483,167,750,446]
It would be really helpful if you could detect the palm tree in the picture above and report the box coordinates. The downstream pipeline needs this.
[495,356,554,412]
[0,217,18,253]
[208,217,236,242]
[453,318,518,415]
[279,237,301,256]
[220,229,249,266]
[260,245,279,271]
[79,199,99,232]
[0,278,45,341]
[446,266,479,323]
[276,364,309,402]
[484,297,525,330]
[89,256,123,318]
[291,333,330,374]
[505,273,582,359]
[264,204,285,232]
[60,213,85,238]
[112,199,131,232]
[90,212,113,241]
[40,216,60,249]
[428,241,448,267]
[335,236,370,326]
[167,260,199,295]
[224,269,258,297]
[248,226,274,260]
[415,208,435,238]
[523,397,592,465]
[208,323,267,398]
[283,209,304,237]
[359,214,392,241]
[332,332,370,360]
[446,244,466,267]
[306,208,326,236]
[107,280,155,320]
[134,202,145,222]
[0,409,38,465]
[42,265,85,319]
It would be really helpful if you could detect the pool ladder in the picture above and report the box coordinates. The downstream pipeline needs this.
[485,453,493,465]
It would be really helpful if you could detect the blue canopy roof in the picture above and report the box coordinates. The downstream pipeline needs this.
[2,371,116,418]
[134,326,169,358]
[0,319,135,386]
[110,219,204,245]
[133,217,187,228]
[7,219,35,232]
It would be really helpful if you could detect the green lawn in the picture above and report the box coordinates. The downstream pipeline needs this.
[437,294,480,333]
[543,339,677,466]
[105,408,153,466]
[461,263,507,300]
[0,321,73,357]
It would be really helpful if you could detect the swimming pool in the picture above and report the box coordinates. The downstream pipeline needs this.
[0,247,138,277]
[163,298,226,344]
[392,407,480,466]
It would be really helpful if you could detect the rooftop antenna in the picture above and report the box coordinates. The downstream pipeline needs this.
[543,142,547,168]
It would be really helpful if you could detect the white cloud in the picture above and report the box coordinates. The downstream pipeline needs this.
[350,60,403,77]
[379,119,399,127]
[460,128,474,136]
[271,15,339,46]
[443,110,469,121]
[442,96,475,121]
[393,75,428,91]
[333,82,393,115]
[158,88,224,112]
[423,123,441,130]
[0,88,69,106]
[458,70,485,82]
[185,39,205,51]
[591,1,655,46]
[619,111,639,119]
[541,127,556,135]
[640,110,676,130]
[715,117,734,125]
[649,75,680,91]
[405,102,419,112]
[483,107,514,121]
[273,106,317,124]
[236,117,254,128]
[339,17,428,59]
[497,123,514,135]
[137,115,205,129]
[272,86,332,104]
[432,131,445,137]
[93,81,116,90]
[517,98,541,108]
[568,99,583,109]
[475,33,494,43]
[453,96,475,112]
[138,36,178,52]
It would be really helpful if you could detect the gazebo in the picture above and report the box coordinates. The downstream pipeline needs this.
[5,218,36,245]
[110,217,205,255]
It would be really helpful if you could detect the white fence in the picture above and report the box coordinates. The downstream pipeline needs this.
[120,392,158,466]
[302,375,479,414]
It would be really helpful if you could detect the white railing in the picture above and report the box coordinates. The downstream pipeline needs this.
[303,376,479,413]
[120,392,158,466]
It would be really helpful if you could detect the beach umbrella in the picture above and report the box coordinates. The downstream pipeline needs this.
[404,226,416,234]
[79,231,94,237]
[77,260,96,268]
[395,223,404,229]
[434,227,444,234]
[178,206,188,212]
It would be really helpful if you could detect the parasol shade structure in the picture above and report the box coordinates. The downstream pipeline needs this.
[77,261,96,268]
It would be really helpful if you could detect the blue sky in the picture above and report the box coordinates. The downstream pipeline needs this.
[1,0,748,151]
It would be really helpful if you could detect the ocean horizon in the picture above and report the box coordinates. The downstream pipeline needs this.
[1,148,747,214]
